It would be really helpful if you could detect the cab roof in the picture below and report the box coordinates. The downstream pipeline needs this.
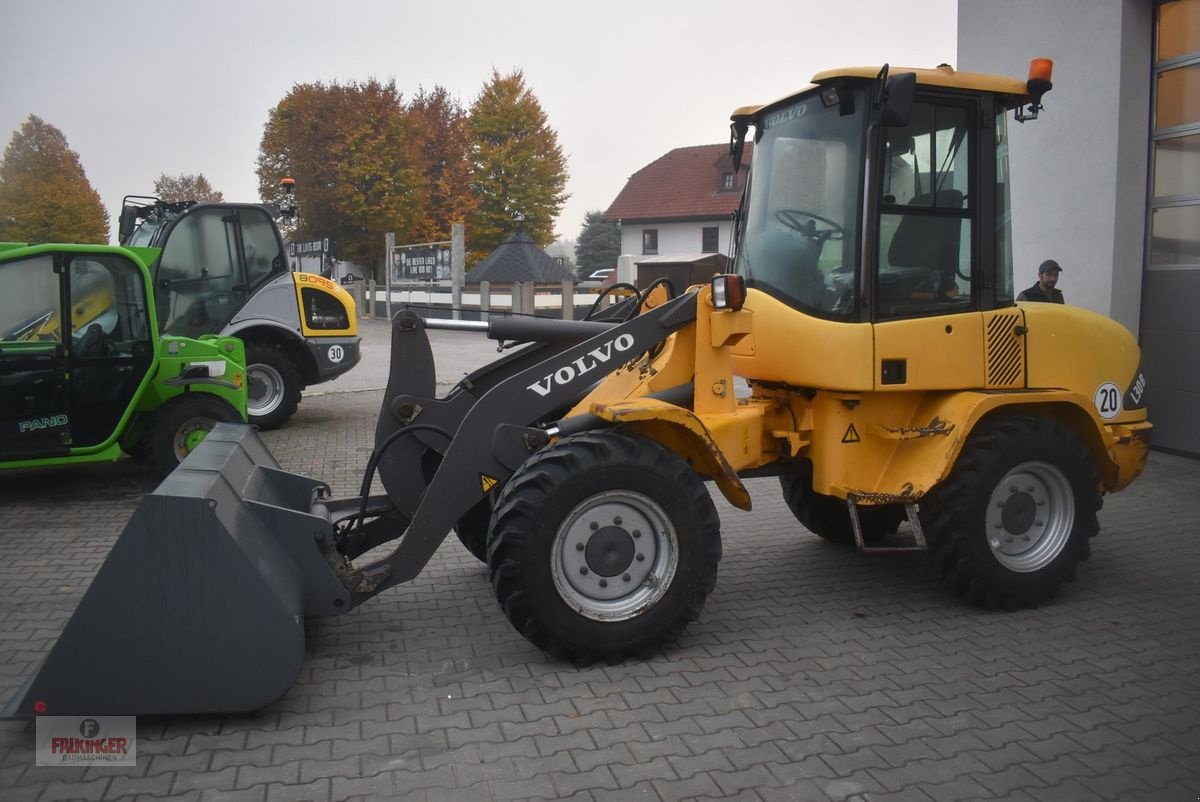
[731,64,1030,120]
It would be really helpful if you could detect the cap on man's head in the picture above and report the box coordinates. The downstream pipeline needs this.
[1039,259,1063,274]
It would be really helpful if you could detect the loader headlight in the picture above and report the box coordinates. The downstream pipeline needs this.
[302,288,350,329]
[711,274,746,311]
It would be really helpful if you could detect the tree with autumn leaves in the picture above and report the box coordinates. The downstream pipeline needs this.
[257,79,425,271]
[467,70,568,262]
[409,85,476,244]
[153,173,224,203]
[257,70,567,277]
[0,115,108,244]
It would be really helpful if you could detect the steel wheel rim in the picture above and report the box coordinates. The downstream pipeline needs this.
[247,362,284,417]
[172,416,215,461]
[985,460,1074,572]
[551,490,678,621]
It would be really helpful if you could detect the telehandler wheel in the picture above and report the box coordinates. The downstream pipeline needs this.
[146,395,242,476]
[780,462,903,544]
[488,431,722,665]
[919,415,1102,609]
[245,341,302,430]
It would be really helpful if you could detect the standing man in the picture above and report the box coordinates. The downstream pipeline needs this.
[1017,259,1065,303]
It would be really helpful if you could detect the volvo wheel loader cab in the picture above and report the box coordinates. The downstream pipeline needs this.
[4,60,1154,718]
[117,188,360,428]
[0,243,248,476]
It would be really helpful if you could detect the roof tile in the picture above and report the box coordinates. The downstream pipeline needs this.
[603,142,752,222]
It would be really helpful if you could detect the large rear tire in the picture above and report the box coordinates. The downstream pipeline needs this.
[488,431,722,665]
[779,461,904,544]
[245,341,302,430]
[919,415,1101,609]
[146,395,242,476]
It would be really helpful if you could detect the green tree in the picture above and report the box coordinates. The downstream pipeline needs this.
[0,115,109,243]
[574,211,620,278]
[153,172,224,203]
[467,70,568,262]
[409,86,477,242]
[257,79,425,278]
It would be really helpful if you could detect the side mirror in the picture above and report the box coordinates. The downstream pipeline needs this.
[117,206,138,245]
[729,121,749,172]
[881,72,916,127]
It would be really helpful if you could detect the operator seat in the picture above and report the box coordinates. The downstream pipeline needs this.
[74,323,104,357]
[883,189,964,313]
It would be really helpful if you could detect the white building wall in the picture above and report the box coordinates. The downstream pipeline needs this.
[957,0,1151,334]
[618,220,736,260]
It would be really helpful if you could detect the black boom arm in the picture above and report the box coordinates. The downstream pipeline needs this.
[348,289,699,603]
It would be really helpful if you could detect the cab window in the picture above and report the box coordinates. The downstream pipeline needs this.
[732,88,867,318]
[68,257,150,358]
[877,100,974,319]
[239,208,285,287]
[0,254,60,342]
[156,207,242,336]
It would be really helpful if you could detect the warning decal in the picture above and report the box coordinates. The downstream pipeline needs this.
[480,474,498,493]
[842,424,861,444]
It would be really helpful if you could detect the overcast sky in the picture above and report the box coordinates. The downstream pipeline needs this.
[1,0,957,246]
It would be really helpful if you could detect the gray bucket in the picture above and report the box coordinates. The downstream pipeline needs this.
[3,424,349,718]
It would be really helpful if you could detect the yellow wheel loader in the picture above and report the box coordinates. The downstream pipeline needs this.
[5,60,1152,717]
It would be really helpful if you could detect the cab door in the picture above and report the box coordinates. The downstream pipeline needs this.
[65,254,156,447]
[871,94,998,391]
[155,205,250,337]
[0,253,70,459]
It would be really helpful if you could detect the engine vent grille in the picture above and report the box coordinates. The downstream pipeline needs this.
[986,312,1025,388]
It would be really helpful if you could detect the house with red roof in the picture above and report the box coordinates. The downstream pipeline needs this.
[603,142,752,265]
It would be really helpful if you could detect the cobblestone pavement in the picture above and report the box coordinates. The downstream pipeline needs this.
[2,373,1199,801]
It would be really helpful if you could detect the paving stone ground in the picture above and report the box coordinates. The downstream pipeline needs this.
[2,327,1199,801]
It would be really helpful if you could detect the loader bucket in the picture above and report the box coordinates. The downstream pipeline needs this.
[3,424,350,718]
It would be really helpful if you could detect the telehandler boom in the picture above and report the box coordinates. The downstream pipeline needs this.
[4,60,1152,717]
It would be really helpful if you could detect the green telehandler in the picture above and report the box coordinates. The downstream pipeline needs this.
[0,242,247,476]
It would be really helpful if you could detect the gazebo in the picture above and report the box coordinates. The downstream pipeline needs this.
[465,232,578,318]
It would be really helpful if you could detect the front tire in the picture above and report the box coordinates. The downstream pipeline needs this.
[245,341,302,430]
[919,415,1102,609]
[454,494,495,563]
[488,431,722,665]
[146,395,242,476]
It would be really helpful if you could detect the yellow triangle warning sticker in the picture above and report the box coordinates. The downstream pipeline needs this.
[480,474,498,493]
[842,424,861,444]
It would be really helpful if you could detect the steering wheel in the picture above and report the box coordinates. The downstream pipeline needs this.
[775,209,845,242]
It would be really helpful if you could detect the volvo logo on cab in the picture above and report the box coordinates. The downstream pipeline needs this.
[526,334,636,397]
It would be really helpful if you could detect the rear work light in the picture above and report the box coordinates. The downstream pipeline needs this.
[711,274,746,311]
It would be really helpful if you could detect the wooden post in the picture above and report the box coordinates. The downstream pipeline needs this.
[384,232,395,321]
[451,222,465,321]
[561,279,574,320]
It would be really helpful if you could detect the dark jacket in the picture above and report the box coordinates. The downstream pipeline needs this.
[1017,282,1064,303]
